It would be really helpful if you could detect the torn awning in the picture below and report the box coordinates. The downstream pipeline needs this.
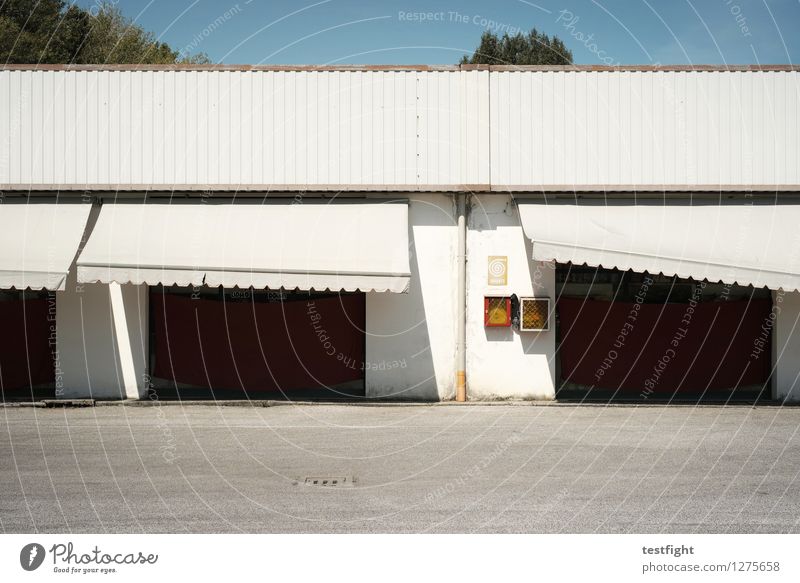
[77,200,411,293]
[0,202,91,290]
[517,200,800,291]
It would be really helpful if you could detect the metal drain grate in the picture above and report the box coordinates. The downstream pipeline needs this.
[303,476,356,488]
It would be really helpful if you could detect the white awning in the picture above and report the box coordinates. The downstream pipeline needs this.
[0,202,91,290]
[517,201,800,291]
[77,200,411,293]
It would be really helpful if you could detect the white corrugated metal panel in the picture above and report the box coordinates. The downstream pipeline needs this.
[77,200,411,293]
[518,200,800,291]
[0,70,488,189]
[0,201,91,290]
[491,70,800,189]
[416,70,490,186]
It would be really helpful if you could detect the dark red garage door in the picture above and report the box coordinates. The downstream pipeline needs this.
[0,294,54,398]
[555,265,773,401]
[150,290,365,398]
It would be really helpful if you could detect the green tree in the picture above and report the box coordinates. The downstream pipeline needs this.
[461,29,573,65]
[0,0,87,63]
[80,4,211,64]
[50,5,91,61]
[0,0,209,64]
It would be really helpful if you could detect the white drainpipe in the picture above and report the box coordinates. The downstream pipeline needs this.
[456,193,467,402]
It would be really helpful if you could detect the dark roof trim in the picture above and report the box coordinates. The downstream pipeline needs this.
[0,64,797,73]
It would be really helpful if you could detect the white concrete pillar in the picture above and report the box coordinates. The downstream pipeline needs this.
[773,289,800,402]
[56,270,148,400]
[365,195,458,400]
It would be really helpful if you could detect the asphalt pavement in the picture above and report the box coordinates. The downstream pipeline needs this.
[1,403,799,533]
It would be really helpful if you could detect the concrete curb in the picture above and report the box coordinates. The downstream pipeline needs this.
[1,399,795,409]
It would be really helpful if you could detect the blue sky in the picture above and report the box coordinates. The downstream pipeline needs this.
[74,0,799,65]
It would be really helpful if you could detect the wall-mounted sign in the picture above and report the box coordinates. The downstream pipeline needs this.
[487,256,508,286]
[519,297,550,332]
[484,296,512,327]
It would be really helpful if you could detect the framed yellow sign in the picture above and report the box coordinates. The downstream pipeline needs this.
[484,296,511,327]
[519,297,550,331]
[487,256,508,286]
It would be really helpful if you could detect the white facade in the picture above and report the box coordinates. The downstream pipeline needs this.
[1,65,799,402]
[0,68,489,189]
[1,65,797,191]
[366,194,458,400]
[467,195,555,399]
[490,70,800,188]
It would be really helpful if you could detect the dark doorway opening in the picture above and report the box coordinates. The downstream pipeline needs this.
[149,286,366,400]
[555,264,773,403]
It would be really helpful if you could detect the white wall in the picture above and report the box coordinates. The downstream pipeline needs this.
[50,194,795,403]
[7,68,797,192]
[57,269,148,399]
[49,194,457,402]
[365,194,457,400]
[491,70,800,188]
[773,290,800,402]
[0,69,489,188]
[466,194,556,399]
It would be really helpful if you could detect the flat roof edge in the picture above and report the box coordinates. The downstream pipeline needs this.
[0,184,492,193]
[0,64,797,72]
[2,184,799,194]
